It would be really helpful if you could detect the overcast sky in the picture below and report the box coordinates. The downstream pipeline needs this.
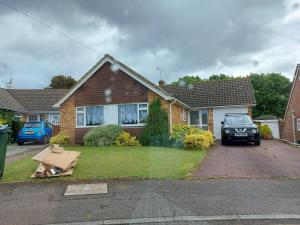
[0,0,299,88]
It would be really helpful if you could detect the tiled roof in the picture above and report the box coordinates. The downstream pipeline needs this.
[6,89,69,112]
[0,88,26,112]
[162,78,256,108]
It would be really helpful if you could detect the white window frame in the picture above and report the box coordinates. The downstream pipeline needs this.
[118,102,148,127]
[28,114,40,122]
[189,109,208,130]
[76,107,86,127]
[297,119,300,131]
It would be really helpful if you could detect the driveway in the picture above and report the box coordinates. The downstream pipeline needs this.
[194,140,300,179]
[6,143,47,157]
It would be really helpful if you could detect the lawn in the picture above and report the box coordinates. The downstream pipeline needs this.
[1,146,207,182]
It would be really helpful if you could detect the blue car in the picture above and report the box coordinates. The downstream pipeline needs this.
[17,122,53,145]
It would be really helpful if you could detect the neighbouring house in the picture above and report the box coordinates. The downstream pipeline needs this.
[0,88,68,123]
[54,54,256,144]
[281,64,300,143]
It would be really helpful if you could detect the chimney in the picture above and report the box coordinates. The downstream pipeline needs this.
[159,80,166,87]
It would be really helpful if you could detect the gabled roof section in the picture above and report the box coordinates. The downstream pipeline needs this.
[284,64,300,120]
[7,89,69,113]
[54,54,174,107]
[0,88,26,112]
[162,78,256,109]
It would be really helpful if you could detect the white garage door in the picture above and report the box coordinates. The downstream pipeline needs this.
[213,107,248,139]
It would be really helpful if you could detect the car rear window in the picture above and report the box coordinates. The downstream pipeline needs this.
[225,115,252,125]
[24,123,42,128]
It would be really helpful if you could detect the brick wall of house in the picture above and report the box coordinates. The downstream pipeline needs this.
[60,96,76,143]
[208,108,213,133]
[147,90,187,129]
[281,65,300,142]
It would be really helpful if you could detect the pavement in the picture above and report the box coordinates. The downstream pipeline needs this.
[194,140,300,179]
[1,180,300,225]
[6,142,47,157]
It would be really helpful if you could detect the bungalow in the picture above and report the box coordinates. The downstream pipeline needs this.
[54,54,255,144]
[0,88,68,123]
[281,64,300,143]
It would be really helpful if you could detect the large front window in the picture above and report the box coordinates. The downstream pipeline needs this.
[189,109,208,130]
[118,103,148,125]
[76,106,104,127]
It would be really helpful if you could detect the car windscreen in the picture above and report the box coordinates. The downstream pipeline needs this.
[24,123,42,128]
[224,115,252,125]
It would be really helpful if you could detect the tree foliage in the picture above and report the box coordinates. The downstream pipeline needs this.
[141,98,169,145]
[48,75,77,89]
[171,73,292,118]
[249,73,291,118]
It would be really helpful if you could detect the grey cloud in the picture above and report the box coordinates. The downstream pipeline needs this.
[0,0,297,88]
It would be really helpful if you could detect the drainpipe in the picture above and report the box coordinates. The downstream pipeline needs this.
[169,99,177,133]
[292,109,296,143]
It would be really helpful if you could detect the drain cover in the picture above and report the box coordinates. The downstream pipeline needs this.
[64,183,107,196]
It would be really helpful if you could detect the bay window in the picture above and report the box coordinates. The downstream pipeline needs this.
[118,103,148,125]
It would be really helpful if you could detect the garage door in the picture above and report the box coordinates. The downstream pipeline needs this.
[213,107,248,139]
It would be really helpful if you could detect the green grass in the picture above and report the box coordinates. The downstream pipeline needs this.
[1,146,207,183]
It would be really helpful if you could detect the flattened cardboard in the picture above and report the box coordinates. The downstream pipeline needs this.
[41,151,80,171]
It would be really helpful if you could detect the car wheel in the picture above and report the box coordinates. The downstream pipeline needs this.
[254,139,261,146]
[17,141,24,146]
[42,135,49,144]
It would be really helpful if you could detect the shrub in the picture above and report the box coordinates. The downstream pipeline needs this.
[141,98,169,145]
[259,124,272,139]
[171,124,215,147]
[84,124,123,147]
[171,124,190,146]
[0,118,7,125]
[11,120,25,142]
[115,131,140,146]
[184,133,212,150]
[49,132,71,146]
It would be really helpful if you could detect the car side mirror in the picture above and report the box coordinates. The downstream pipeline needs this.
[221,121,224,125]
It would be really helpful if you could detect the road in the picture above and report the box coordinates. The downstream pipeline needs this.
[1,179,300,225]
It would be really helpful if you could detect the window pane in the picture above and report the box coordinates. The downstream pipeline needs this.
[29,115,38,122]
[77,113,84,126]
[139,110,147,123]
[201,109,208,125]
[77,107,84,112]
[139,103,147,109]
[118,104,138,125]
[190,111,199,125]
[86,106,104,126]
[202,125,208,131]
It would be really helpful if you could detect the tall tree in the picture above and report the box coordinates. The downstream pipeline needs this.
[171,75,203,85]
[249,73,291,118]
[48,75,76,89]
[209,74,233,80]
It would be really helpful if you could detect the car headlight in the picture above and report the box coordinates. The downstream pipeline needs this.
[224,129,230,134]
[252,129,257,134]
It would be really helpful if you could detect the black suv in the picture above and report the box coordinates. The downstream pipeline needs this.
[221,113,260,145]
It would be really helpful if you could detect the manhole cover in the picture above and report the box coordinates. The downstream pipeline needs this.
[64,183,107,196]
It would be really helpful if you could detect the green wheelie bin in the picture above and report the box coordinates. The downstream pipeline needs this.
[0,125,10,178]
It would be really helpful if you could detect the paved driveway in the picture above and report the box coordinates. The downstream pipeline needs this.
[194,140,300,179]
[6,143,47,157]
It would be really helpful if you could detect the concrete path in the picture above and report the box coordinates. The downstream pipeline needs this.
[194,140,300,179]
[1,180,300,225]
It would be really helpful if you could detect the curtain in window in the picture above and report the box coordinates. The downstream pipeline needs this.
[86,106,104,126]
[118,104,138,124]
[139,110,147,123]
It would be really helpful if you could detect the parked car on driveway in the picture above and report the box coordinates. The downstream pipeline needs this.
[17,122,52,145]
[221,113,260,145]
